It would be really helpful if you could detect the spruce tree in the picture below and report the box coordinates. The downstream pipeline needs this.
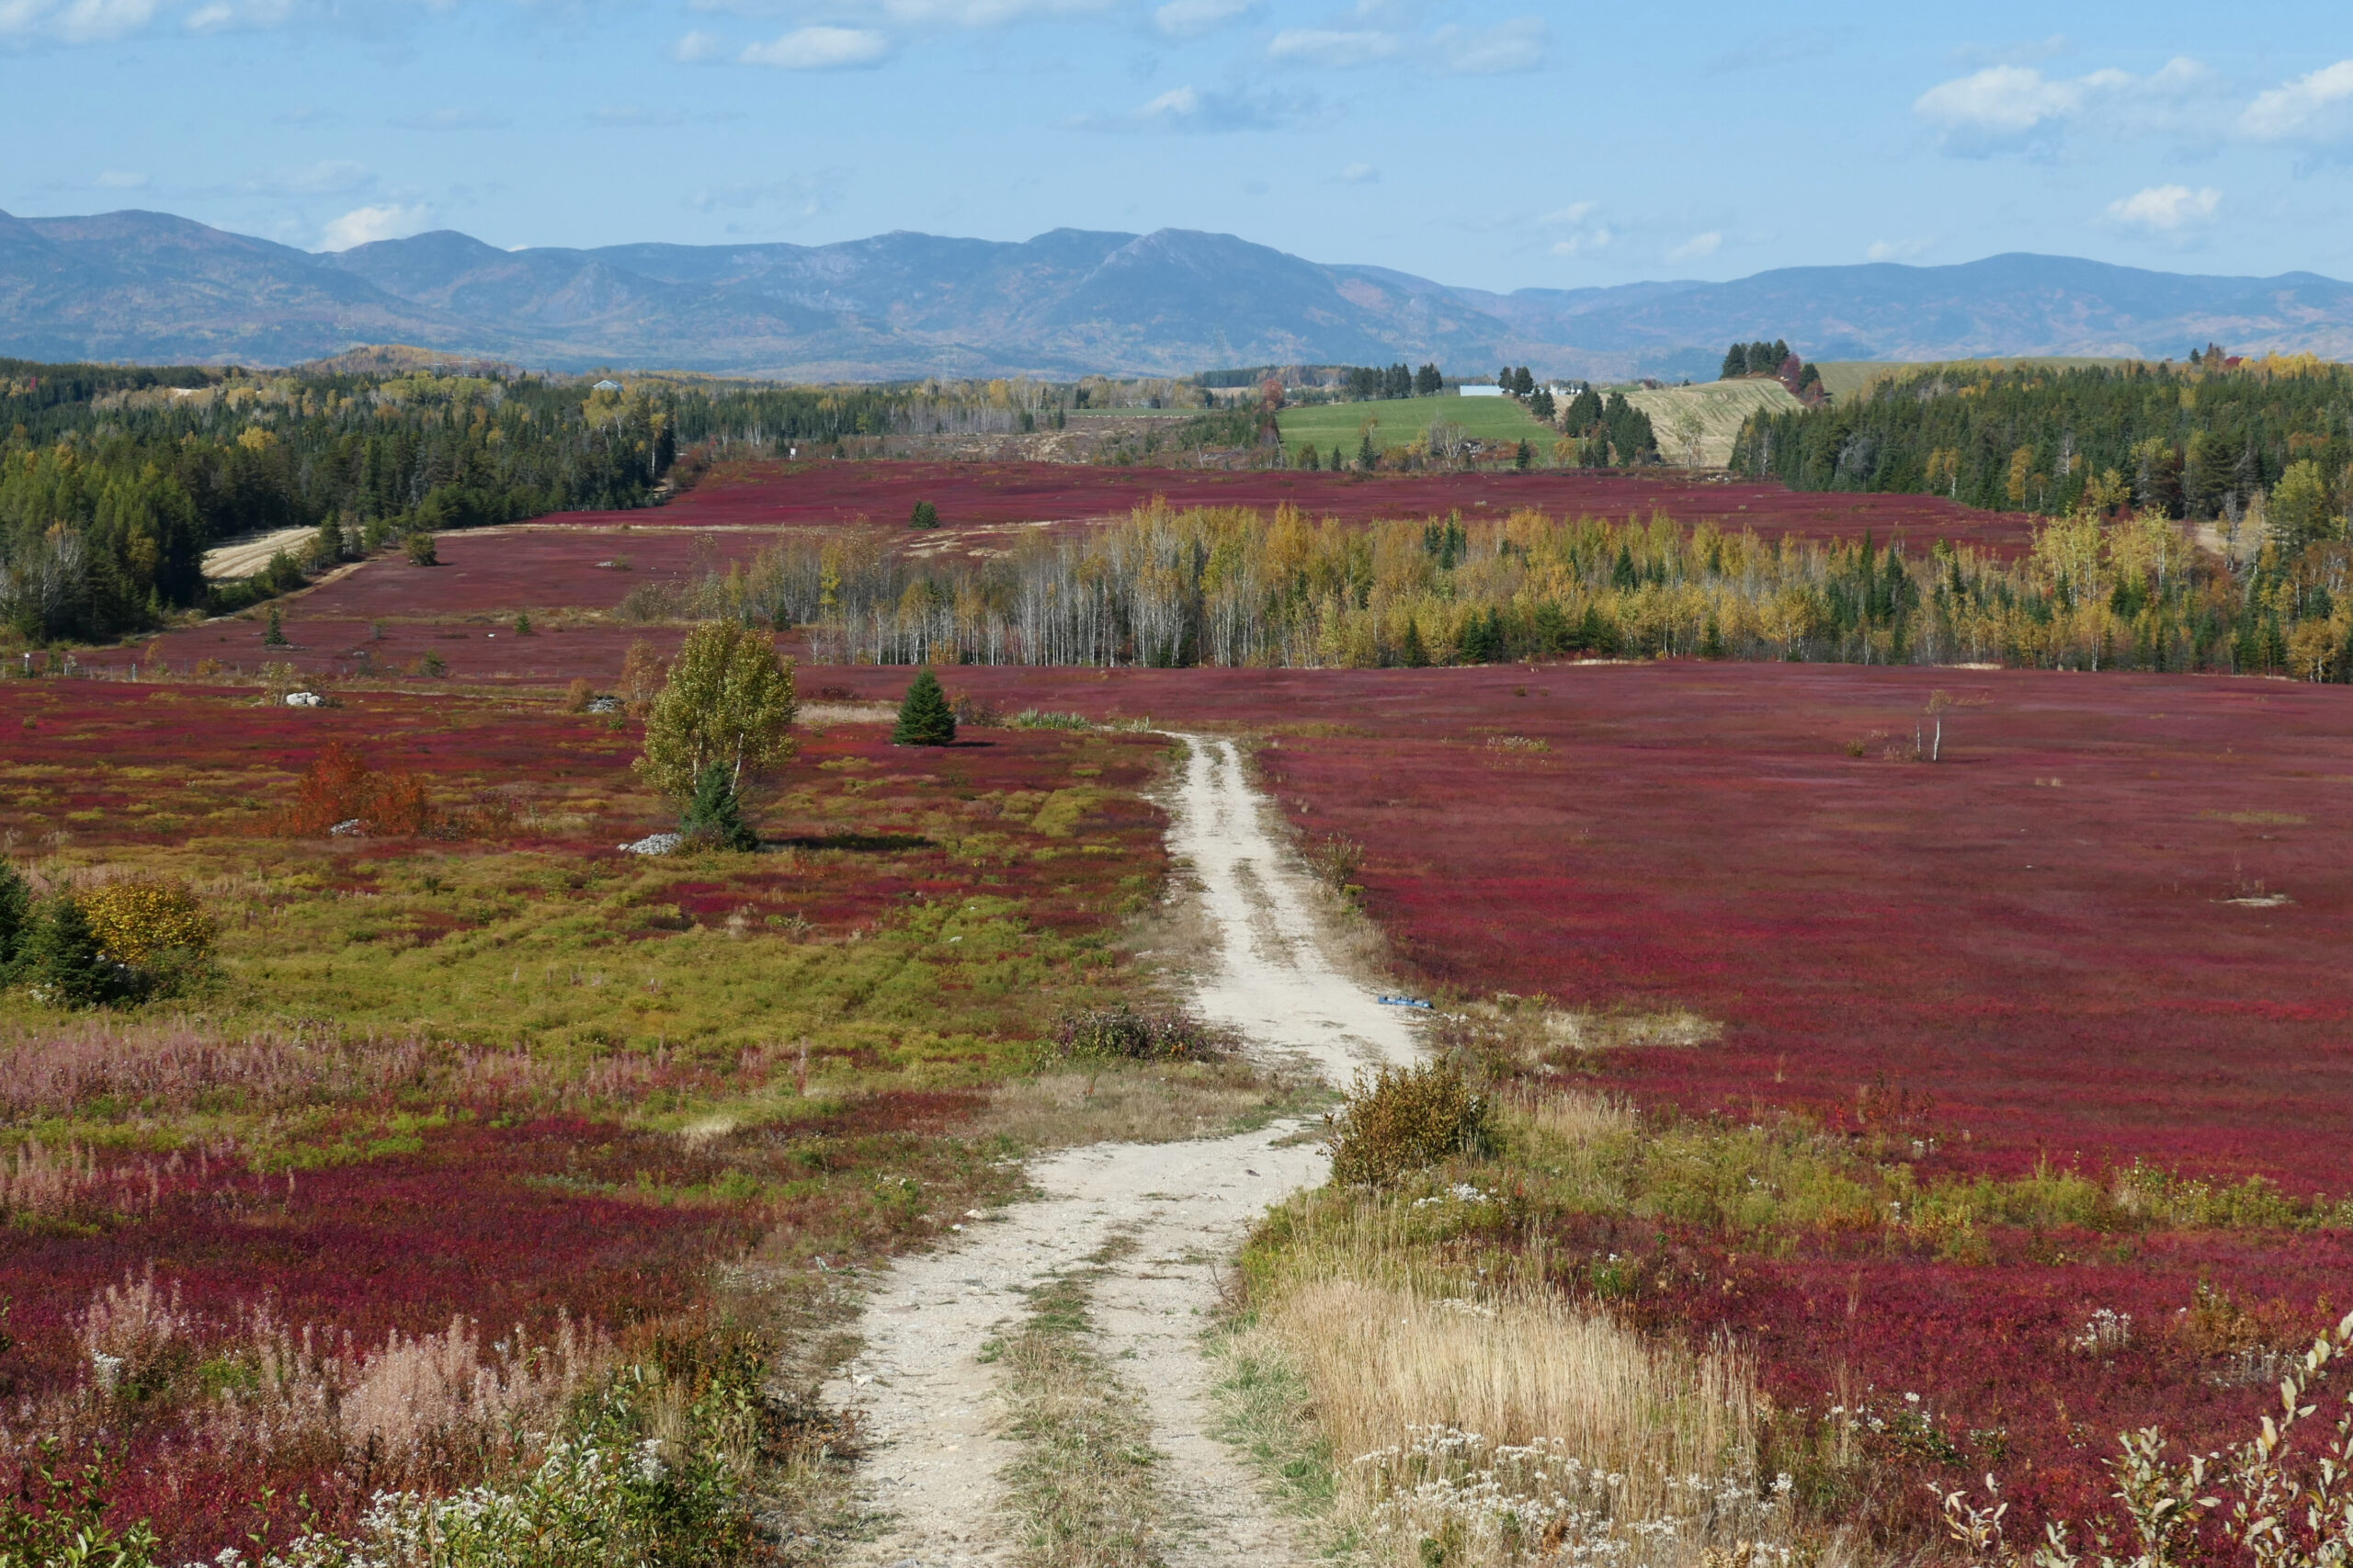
[680,761,758,851]
[1331,446,1344,472]
[892,671,957,746]
[263,605,289,646]
[1358,430,1378,472]
[22,896,124,1007]
[911,501,940,528]
[1399,619,1430,667]
[1721,343,1746,380]
[0,860,28,975]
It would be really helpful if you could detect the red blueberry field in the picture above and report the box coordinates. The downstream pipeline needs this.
[0,675,1177,1558]
[592,460,2039,553]
[754,657,2353,1538]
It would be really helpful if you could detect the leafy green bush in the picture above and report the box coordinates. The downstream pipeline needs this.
[1010,710,1093,731]
[1051,1004,1229,1062]
[1326,1062,1494,1187]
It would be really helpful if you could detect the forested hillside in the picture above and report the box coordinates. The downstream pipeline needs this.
[0,359,926,642]
[1733,354,2353,537]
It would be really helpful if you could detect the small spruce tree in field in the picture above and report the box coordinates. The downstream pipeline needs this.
[1398,619,1430,668]
[1331,445,1344,472]
[680,761,758,851]
[22,896,126,1008]
[263,605,289,646]
[892,671,957,746]
[514,611,534,636]
[0,860,28,976]
[910,500,940,528]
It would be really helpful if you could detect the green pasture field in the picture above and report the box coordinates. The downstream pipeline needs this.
[1813,356,2133,402]
[1276,394,1556,453]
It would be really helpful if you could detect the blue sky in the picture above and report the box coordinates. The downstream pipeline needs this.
[6,0,2353,290]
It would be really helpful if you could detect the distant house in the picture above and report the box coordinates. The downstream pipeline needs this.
[1459,384,1506,398]
[593,379,622,392]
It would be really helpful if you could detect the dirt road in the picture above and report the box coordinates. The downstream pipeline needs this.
[825,732,1419,1566]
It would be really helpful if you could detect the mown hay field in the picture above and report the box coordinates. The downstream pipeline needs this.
[1275,393,1559,452]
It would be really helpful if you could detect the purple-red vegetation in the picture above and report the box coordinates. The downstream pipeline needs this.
[667,658,2353,1540]
[585,460,2038,553]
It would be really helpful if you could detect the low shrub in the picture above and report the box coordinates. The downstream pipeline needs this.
[1325,1061,1493,1187]
[404,531,438,567]
[279,742,434,836]
[1010,710,1092,731]
[81,876,216,968]
[1051,1005,1230,1062]
[562,677,596,713]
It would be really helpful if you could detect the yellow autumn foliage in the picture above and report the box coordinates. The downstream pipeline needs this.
[80,876,216,965]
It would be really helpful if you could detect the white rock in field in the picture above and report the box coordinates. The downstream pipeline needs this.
[329,818,365,836]
[286,690,324,707]
[620,832,684,856]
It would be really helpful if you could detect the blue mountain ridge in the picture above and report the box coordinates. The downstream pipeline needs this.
[3,207,2349,381]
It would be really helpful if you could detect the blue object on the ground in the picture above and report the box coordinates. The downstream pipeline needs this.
[1377,995,1434,1009]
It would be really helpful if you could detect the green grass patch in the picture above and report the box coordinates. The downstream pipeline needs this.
[1276,395,1555,454]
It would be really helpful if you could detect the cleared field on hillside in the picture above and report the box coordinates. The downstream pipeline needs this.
[1621,379,1802,465]
[1276,393,1556,453]
[1813,356,2135,402]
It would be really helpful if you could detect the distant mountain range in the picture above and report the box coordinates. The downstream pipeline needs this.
[6,207,2353,382]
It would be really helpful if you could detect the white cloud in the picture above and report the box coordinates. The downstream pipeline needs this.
[1665,231,1722,264]
[1152,0,1248,40]
[2105,183,2220,233]
[868,0,1110,24]
[185,2,231,27]
[1136,84,1198,117]
[0,0,157,42]
[1913,57,2212,151]
[1866,237,1928,262]
[2242,59,2353,140]
[1092,82,1317,132]
[671,28,726,60]
[1431,16,1544,75]
[319,202,431,252]
[391,107,512,130]
[1267,27,1395,67]
[95,168,148,188]
[1542,202,1608,257]
[1915,63,2091,133]
[1335,160,1379,183]
[741,24,888,66]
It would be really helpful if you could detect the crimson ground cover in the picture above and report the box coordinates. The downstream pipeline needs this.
[779,658,2353,1541]
[778,661,2353,1190]
[592,460,2038,552]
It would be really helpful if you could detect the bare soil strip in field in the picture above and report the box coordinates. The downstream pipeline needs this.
[199,525,324,579]
[825,733,1418,1567]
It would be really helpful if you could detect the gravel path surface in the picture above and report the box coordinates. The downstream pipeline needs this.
[825,731,1420,1567]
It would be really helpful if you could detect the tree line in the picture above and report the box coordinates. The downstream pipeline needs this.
[1731,356,2353,530]
[0,359,948,644]
[630,497,2353,679]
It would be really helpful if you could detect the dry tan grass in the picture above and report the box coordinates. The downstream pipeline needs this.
[981,1064,1299,1151]
[1620,380,1804,468]
[1267,1277,1756,1520]
[1500,1085,1636,1147]
[798,701,898,726]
